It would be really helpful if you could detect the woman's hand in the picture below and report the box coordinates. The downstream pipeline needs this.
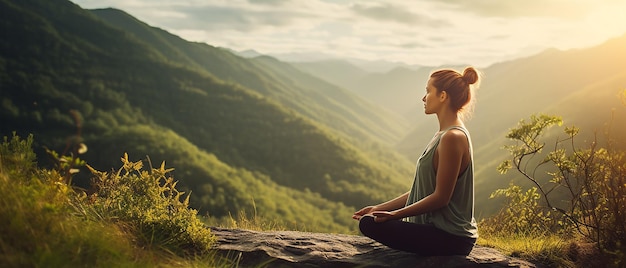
[352,206,377,220]
[371,211,397,223]
[352,192,410,221]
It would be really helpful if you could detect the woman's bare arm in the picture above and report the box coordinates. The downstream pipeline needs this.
[372,130,468,222]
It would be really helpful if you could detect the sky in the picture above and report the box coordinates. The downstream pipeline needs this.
[70,0,626,67]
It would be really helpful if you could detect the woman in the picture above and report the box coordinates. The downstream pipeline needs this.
[352,67,481,256]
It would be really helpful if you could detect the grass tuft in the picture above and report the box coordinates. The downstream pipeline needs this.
[478,232,573,267]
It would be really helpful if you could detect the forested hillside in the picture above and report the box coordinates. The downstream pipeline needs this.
[0,0,415,233]
[89,8,409,146]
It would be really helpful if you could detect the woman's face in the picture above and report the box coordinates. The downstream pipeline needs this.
[422,77,442,114]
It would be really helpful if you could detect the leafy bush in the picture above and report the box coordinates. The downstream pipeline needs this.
[482,184,561,236]
[478,183,570,266]
[86,153,215,255]
[485,113,626,266]
[0,133,37,178]
[0,134,138,267]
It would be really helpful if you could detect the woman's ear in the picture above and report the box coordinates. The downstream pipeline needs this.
[439,91,448,102]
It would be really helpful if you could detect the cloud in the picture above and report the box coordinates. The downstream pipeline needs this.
[171,5,309,31]
[350,2,448,27]
[398,42,431,49]
[248,0,290,5]
[425,0,592,20]
[135,1,338,36]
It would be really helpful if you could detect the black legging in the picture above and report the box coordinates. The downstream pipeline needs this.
[359,215,476,256]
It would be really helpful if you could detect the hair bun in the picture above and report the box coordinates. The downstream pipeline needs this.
[462,67,479,85]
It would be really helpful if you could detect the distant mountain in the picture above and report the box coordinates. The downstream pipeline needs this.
[269,51,419,73]
[233,49,263,58]
[468,34,626,151]
[292,60,424,119]
[344,58,422,73]
[292,60,369,91]
[348,66,432,119]
[0,0,415,233]
[266,51,338,64]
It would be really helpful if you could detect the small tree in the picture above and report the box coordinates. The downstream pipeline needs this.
[497,113,626,263]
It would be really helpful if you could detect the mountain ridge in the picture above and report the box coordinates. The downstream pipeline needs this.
[89,8,410,145]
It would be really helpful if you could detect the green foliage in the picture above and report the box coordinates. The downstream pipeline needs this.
[486,113,626,266]
[87,153,214,255]
[0,134,136,267]
[500,114,563,168]
[44,143,87,184]
[484,184,560,235]
[0,133,37,178]
[569,147,626,253]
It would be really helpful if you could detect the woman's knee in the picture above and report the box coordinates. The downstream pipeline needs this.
[358,215,376,236]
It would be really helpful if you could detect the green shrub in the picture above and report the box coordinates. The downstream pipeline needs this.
[485,113,626,267]
[87,153,215,255]
[481,184,561,236]
[478,183,571,267]
[0,133,37,178]
[0,134,139,267]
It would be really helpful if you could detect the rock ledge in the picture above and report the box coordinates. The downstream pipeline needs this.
[209,227,539,267]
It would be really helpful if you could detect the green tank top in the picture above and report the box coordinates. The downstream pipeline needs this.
[403,126,478,239]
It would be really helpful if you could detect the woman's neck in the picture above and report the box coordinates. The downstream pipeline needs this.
[436,109,463,131]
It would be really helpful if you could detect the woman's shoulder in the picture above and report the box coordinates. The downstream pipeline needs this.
[440,127,469,146]
[442,126,468,137]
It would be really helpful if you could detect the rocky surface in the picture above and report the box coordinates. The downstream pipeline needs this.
[209,227,540,267]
